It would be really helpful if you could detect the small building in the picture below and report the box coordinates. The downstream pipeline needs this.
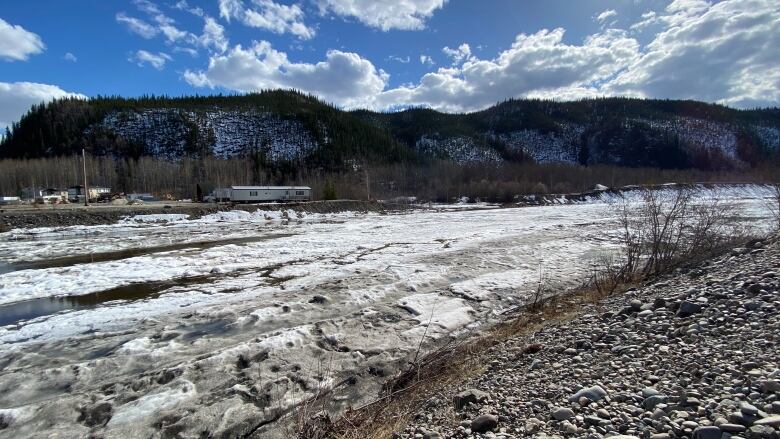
[42,188,68,202]
[68,185,111,202]
[209,186,311,203]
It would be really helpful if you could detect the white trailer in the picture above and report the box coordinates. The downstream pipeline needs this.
[228,186,311,203]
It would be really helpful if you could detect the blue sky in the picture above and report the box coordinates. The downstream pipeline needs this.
[1,0,778,129]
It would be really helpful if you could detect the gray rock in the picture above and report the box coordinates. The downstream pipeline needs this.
[730,411,754,426]
[643,395,668,410]
[741,402,759,416]
[561,420,578,434]
[678,301,703,316]
[653,297,668,309]
[721,423,748,433]
[754,415,780,427]
[470,414,498,433]
[568,385,608,403]
[762,380,780,394]
[693,426,722,439]
[422,431,441,439]
[552,407,575,421]
[747,425,775,438]
[453,389,488,410]
[745,301,764,311]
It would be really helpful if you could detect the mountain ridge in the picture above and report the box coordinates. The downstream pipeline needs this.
[2,90,779,171]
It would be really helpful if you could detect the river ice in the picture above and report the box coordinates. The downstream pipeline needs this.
[0,185,774,438]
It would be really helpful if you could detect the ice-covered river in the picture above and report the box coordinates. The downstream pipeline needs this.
[0,186,774,438]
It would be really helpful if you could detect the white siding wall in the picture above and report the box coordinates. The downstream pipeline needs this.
[229,187,311,202]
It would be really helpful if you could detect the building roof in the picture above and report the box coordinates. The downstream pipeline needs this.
[230,186,311,190]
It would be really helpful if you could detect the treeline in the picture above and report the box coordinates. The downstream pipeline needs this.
[0,90,417,169]
[3,91,779,173]
[1,155,777,202]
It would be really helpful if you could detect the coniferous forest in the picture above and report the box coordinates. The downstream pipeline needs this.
[1,90,779,200]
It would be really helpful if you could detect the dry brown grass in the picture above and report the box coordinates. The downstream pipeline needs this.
[297,277,637,439]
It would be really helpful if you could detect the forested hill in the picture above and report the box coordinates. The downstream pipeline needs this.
[2,90,779,171]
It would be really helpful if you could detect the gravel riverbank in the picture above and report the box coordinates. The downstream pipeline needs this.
[0,200,407,231]
[397,238,780,439]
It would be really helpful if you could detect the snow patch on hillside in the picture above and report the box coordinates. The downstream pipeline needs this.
[415,135,502,164]
[493,123,584,163]
[754,125,780,150]
[637,117,738,158]
[89,109,322,161]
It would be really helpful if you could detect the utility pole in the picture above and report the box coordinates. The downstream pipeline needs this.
[364,166,371,201]
[82,148,89,207]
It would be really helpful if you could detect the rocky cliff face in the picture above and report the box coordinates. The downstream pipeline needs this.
[88,109,322,161]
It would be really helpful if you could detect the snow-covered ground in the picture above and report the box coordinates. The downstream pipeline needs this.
[0,190,774,438]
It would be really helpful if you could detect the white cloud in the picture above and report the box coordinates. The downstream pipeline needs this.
[131,50,172,69]
[595,9,618,23]
[607,0,780,108]
[315,0,447,31]
[174,0,204,16]
[0,82,85,131]
[141,1,193,44]
[118,0,228,55]
[0,18,45,61]
[218,0,315,39]
[630,11,658,30]
[199,17,228,53]
[183,0,778,111]
[370,28,640,112]
[184,41,387,108]
[388,55,410,63]
[174,46,199,57]
[157,19,189,43]
[63,52,77,62]
[116,12,159,38]
[442,43,472,65]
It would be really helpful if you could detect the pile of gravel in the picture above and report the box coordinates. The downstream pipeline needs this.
[398,239,779,439]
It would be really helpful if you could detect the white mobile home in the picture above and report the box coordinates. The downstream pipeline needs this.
[210,186,312,203]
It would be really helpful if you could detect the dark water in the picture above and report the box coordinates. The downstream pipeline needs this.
[0,269,230,327]
[0,277,209,327]
[0,233,294,327]
[9,233,294,271]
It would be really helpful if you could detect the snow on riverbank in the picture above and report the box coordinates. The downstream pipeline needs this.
[0,187,774,438]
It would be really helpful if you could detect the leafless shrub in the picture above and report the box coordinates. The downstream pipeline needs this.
[608,187,749,281]
[530,262,547,310]
[589,252,627,297]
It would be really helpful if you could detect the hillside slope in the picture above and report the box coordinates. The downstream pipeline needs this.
[2,91,779,170]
